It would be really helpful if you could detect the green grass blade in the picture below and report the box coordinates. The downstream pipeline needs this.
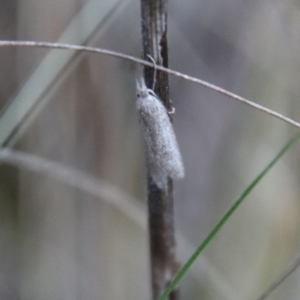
[159,132,300,300]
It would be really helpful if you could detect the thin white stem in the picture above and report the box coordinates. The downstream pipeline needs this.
[0,40,299,130]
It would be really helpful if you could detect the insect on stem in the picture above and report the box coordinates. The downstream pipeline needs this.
[136,77,184,190]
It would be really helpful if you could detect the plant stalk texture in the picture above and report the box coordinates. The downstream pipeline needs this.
[140,0,180,299]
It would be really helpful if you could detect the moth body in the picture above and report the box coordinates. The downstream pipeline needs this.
[136,78,184,189]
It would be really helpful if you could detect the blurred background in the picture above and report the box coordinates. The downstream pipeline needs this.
[1,0,300,299]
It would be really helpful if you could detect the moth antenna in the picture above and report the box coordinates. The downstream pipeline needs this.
[147,54,157,91]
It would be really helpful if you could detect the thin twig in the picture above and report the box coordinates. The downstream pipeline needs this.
[254,251,300,300]
[0,40,299,130]
[139,0,179,299]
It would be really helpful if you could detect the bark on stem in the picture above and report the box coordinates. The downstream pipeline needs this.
[140,1,179,299]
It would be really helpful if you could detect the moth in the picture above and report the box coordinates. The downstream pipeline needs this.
[136,77,184,189]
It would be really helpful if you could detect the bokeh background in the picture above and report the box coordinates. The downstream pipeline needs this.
[1,0,300,299]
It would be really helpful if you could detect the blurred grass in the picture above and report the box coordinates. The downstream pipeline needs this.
[160,132,300,300]
[1,0,300,300]
[0,0,130,146]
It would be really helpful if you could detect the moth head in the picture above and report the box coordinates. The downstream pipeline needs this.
[136,77,149,98]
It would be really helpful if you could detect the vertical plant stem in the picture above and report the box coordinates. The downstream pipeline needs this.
[140,1,179,299]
